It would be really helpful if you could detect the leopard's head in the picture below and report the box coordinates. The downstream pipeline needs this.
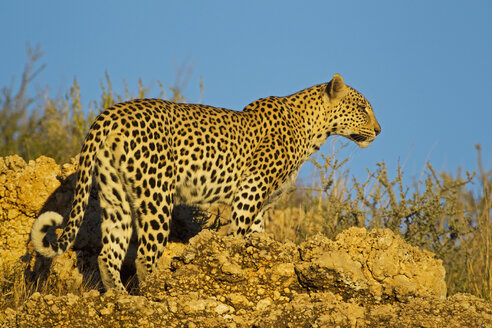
[324,74,381,148]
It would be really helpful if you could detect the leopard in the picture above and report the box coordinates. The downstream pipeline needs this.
[31,74,381,292]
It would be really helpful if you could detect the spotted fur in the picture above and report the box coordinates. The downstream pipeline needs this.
[31,74,381,292]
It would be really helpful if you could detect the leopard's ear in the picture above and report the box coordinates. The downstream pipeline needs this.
[327,74,346,99]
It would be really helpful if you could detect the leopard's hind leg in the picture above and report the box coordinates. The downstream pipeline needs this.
[132,154,175,284]
[94,134,133,292]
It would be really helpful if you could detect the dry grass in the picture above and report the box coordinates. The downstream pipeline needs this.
[0,261,97,311]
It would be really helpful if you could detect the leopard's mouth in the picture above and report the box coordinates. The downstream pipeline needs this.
[349,134,368,143]
[348,133,374,148]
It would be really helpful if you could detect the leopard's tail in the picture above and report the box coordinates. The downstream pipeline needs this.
[31,110,113,258]
[30,211,65,257]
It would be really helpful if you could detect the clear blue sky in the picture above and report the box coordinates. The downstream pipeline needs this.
[1,0,491,187]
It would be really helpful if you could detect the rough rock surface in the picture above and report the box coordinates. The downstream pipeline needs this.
[0,155,63,272]
[1,155,491,327]
[296,229,447,302]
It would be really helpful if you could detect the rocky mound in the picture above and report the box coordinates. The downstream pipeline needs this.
[0,155,491,327]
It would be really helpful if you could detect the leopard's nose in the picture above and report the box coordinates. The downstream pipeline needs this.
[374,123,381,136]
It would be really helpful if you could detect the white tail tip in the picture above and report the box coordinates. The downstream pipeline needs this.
[31,211,64,258]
